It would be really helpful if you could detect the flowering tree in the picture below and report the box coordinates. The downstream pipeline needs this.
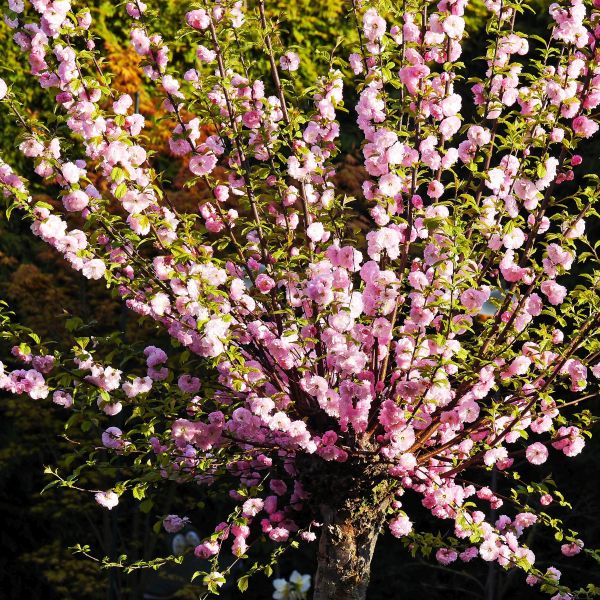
[1,0,600,599]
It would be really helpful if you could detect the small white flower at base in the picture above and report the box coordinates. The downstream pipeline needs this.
[273,571,311,599]
[272,578,290,600]
[289,571,311,593]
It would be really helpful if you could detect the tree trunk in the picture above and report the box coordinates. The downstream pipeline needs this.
[296,451,392,600]
[312,501,388,600]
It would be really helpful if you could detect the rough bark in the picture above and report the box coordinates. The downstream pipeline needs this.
[297,453,393,600]
[312,501,388,600]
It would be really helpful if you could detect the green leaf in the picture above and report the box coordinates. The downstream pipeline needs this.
[132,484,147,501]
[114,182,128,199]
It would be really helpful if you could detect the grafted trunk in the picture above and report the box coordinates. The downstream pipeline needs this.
[312,501,388,600]
[297,452,392,600]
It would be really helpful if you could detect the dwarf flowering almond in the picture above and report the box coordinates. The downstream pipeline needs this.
[0,0,599,598]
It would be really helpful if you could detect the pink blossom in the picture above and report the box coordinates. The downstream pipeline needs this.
[102,426,124,450]
[541,280,567,305]
[196,45,216,63]
[81,259,106,280]
[349,53,363,75]
[460,547,478,562]
[256,274,276,293]
[63,190,89,212]
[242,498,264,517]
[526,442,548,465]
[52,390,73,408]
[186,9,210,30]
[61,162,81,184]
[189,153,217,177]
[467,126,491,146]
[484,447,508,466]
[561,540,583,556]
[126,1,146,18]
[307,222,326,243]
[97,399,122,417]
[113,94,133,115]
[427,180,444,199]
[269,527,290,542]
[19,138,45,158]
[122,376,153,398]
[178,374,201,393]
[363,8,386,42]
[163,514,190,533]
[389,514,412,537]
[3,2,600,589]
[572,115,599,138]
[502,227,525,249]
[399,65,430,95]
[460,287,490,312]
[195,541,219,558]
[162,75,182,97]
[443,15,465,39]
[8,0,24,13]
[436,548,458,565]
[479,537,500,561]
[366,227,401,260]
[280,52,300,72]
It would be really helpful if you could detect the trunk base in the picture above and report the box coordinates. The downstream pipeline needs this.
[313,502,386,600]
[298,452,393,600]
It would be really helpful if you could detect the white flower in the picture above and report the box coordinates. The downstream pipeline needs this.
[95,490,119,510]
[272,578,290,600]
[289,571,311,593]
[272,571,311,599]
